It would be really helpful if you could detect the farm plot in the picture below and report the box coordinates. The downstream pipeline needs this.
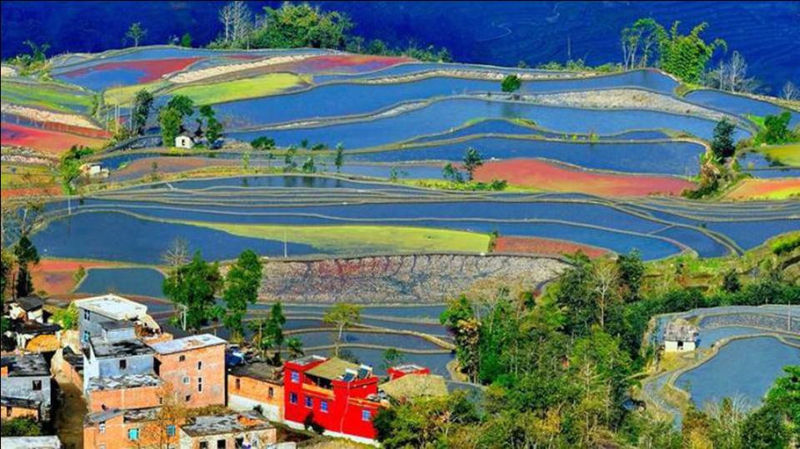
[56,58,203,90]
[1,80,93,113]
[1,122,108,154]
[75,267,166,298]
[230,97,750,149]
[684,89,799,126]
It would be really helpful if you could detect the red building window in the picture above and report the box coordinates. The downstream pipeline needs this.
[361,409,371,421]
[289,392,298,404]
[305,395,313,408]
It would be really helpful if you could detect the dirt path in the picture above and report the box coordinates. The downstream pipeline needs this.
[54,371,87,449]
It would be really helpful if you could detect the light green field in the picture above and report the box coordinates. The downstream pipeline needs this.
[104,80,170,106]
[168,73,309,105]
[1,164,56,188]
[196,222,490,254]
[1,80,92,113]
[759,144,800,166]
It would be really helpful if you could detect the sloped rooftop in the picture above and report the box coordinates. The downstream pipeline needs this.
[381,373,448,401]
[87,372,162,391]
[148,334,226,355]
[229,361,283,384]
[181,411,273,437]
[89,336,153,358]
[1,353,50,376]
[664,319,699,342]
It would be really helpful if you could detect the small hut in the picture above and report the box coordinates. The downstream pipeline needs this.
[663,319,699,352]
[174,133,195,149]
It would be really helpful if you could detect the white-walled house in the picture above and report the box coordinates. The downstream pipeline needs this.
[663,320,699,352]
[175,134,195,149]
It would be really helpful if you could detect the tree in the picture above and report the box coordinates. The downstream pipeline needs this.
[620,18,666,69]
[223,250,263,341]
[180,32,192,48]
[711,118,736,161]
[0,417,42,436]
[159,107,182,148]
[462,147,483,181]
[0,249,12,301]
[707,51,759,93]
[592,259,620,329]
[722,268,741,293]
[659,21,726,83]
[287,336,304,359]
[740,404,790,449]
[162,252,223,331]
[199,105,223,145]
[250,136,275,151]
[501,74,521,94]
[334,143,344,172]
[138,383,188,448]
[381,348,405,371]
[251,3,352,49]
[162,238,191,268]
[132,89,154,135]
[52,302,78,330]
[167,95,195,118]
[616,249,644,302]
[323,303,362,356]
[760,111,794,145]
[14,235,39,298]
[126,22,147,47]
[442,163,463,183]
[765,365,800,439]
[705,397,748,449]
[780,81,798,101]
[301,156,316,173]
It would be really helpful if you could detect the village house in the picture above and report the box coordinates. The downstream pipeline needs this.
[8,295,45,322]
[82,334,156,394]
[179,411,277,449]
[381,365,447,403]
[75,294,160,347]
[664,319,699,352]
[175,133,195,149]
[149,334,227,408]
[59,345,85,389]
[283,355,382,443]
[7,319,61,352]
[79,162,109,178]
[227,360,284,421]
[2,435,63,449]
[86,372,163,412]
[84,406,182,449]
[1,353,53,421]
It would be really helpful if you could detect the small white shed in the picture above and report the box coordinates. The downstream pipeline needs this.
[175,134,195,149]
[663,319,699,352]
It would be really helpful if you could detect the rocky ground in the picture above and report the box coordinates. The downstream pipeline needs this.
[259,254,568,304]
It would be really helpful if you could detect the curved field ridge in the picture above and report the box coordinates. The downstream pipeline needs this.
[1,122,108,154]
[493,236,610,258]
[57,57,202,90]
[473,159,694,196]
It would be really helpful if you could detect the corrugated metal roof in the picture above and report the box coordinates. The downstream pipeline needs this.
[305,357,360,381]
[148,334,226,354]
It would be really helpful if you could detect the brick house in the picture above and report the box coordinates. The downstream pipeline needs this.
[283,355,382,443]
[148,334,226,408]
[86,373,162,412]
[84,406,182,449]
[179,411,277,449]
[227,361,284,421]
[1,353,53,421]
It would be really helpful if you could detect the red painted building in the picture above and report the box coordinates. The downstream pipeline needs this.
[386,363,430,380]
[283,355,382,441]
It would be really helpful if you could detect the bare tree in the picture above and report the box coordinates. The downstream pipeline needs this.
[707,51,759,93]
[621,18,664,70]
[219,2,235,43]
[161,238,190,268]
[781,81,798,100]
[592,259,619,329]
[1,194,46,246]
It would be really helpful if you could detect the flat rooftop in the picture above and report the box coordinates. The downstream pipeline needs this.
[289,354,327,367]
[89,336,154,358]
[148,334,226,355]
[15,295,44,311]
[229,361,283,384]
[87,373,162,391]
[1,353,50,377]
[1,435,62,449]
[75,294,147,320]
[181,411,273,437]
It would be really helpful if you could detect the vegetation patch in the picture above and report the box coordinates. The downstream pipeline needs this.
[1,80,92,113]
[757,143,800,166]
[169,73,309,105]
[725,178,800,200]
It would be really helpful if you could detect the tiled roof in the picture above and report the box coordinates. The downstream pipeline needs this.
[148,334,226,355]
[87,373,162,391]
[0,353,50,376]
[181,411,273,437]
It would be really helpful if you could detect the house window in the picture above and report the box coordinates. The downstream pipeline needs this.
[361,409,371,421]
[235,378,241,390]
[183,376,190,385]
[99,422,106,434]
[82,331,90,343]
[84,309,90,320]
[290,371,299,383]
[32,380,42,390]
[235,437,244,448]
[217,439,226,449]
[119,359,127,370]
[179,355,186,362]
[128,428,139,441]
[289,392,297,404]
[198,377,203,392]
[268,387,274,398]
[200,443,208,449]
[197,361,202,370]
[185,395,191,402]
[320,400,328,413]
[305,396,313,408]
[166,425,176,437]
[6,406,12,417]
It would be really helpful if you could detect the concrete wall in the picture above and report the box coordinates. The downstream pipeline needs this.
[78,310,113,347]
[83,352,154,393]
[0,375,52,420]
[179,427,277,449]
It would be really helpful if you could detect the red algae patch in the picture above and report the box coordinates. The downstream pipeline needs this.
[494,236,610,258]
[726,178,800,200]
[1,122,108,154]
[294,54,412,73]
[61,57,201,83]
[474,159,694,197]
[31,259,123,295]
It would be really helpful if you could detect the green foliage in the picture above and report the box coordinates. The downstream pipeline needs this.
[223,250,263,340]
[132,89,154,135]
[711,118,736,161]
[722,268,741,293]
[659,21,726,83]
[58,145,94,194]
[250,136,276,151]
[301,156,316,173]
[500,74,522,93]
[765,365,800,439]
[199,104,223,144]
[442,163,464,183]
[0,417,42,436]
[0,249,12,301]
[249,302,287,362]
[334,143,344,172]
[770,233,800,256]
[14,235,40,298]
[756,111,798,145]
[621,18,666,69]
[52,302,79,330]
[126,22,147,47]
[9,40,50,75]
[250,3,352,49]
[167,95,195,118]
[180,32,193,47]
[740,404,790,449]
[617,249,645,302]
[163,252,223,331]
[159,107,182,147]
[381,348,404,371]
[462,147,484,181]
[323,303,362,356]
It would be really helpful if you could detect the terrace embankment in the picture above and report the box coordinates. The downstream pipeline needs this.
[259,254,567,304]
[361,69,590,84]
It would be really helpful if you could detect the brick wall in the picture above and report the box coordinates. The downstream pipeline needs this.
[87,384,161,412]
[2,405,39,421]
[227,373,284,421]
[155,344,225,409]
